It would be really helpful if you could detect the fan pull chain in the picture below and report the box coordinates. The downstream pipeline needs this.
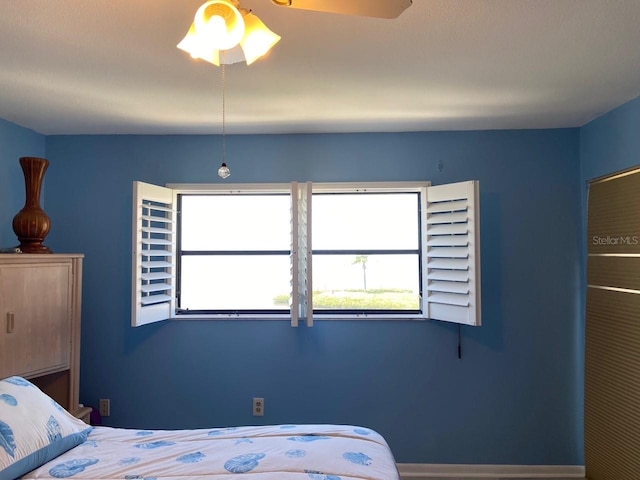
[221,59,226,164]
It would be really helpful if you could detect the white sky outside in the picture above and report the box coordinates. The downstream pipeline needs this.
[179,193,419,309]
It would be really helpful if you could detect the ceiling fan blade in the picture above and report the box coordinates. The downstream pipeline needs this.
[271,0,412,19]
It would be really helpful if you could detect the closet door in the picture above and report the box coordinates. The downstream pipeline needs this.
[0,261,72,379]
[585,168,640,480]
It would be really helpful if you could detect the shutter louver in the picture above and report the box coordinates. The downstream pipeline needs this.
[290,182,313,327]
[132,181,176,326]
[290,182,299,327]
[424,180,481,326]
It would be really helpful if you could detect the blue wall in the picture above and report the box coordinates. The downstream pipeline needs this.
[38,129,583,465]
[0,118,45,248]
[6,95,639,465]
[5,95,639,467]
[580,96,640,183]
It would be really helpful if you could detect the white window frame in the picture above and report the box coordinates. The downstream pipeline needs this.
[132,180,481,327]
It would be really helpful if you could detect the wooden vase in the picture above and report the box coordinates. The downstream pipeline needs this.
[12,157,53,253]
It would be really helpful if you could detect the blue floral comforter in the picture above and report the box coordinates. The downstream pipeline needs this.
[21,424,400,479]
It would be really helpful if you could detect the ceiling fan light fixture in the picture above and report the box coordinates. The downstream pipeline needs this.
[177,1,281,179]
[178,0,280,66]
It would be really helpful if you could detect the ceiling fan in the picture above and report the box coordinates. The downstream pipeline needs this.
[178,0,412,66]
[271,0,413,19]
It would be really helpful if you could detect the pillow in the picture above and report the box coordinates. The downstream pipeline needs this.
[0,376,92,479]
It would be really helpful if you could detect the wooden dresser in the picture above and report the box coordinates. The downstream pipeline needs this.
[0,253,89,421]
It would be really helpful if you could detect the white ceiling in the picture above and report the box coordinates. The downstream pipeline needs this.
[1,0,639,135]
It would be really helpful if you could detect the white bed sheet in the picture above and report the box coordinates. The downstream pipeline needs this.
[21,424,400,479]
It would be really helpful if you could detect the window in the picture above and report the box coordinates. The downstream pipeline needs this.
[312,191,421,314]
[179,193,292,313]
[132,181,481,327]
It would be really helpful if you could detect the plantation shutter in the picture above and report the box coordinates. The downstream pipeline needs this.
[132,181,176,327]
[290,181,313,327]
[423,180,481,326]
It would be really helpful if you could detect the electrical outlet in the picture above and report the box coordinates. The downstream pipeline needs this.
[99,398,110,417]
[253,397,264,416]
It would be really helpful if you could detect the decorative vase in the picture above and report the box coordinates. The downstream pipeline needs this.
[12,157,53,253]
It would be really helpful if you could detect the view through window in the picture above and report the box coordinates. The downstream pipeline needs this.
[177,189,422,315]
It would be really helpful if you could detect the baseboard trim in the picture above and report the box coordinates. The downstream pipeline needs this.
[397,463,585,479]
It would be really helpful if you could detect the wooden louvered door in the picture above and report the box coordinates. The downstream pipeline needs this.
[585,167,640,479]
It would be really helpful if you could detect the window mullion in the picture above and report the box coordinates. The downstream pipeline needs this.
[291,181,313,327]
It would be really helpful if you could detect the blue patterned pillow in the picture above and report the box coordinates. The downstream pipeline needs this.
[0,376,92,479]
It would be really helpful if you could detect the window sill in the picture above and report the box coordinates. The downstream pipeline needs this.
[172,313,427,321]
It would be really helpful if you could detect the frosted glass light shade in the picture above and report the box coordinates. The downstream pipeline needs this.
[177,0,245,59]
[195,1,245,50]
[240,12,281,65]
[177,23,213,62]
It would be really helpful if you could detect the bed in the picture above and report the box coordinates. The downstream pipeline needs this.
[0,376,400,480]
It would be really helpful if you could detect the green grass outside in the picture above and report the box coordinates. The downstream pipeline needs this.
[273,289,419,310]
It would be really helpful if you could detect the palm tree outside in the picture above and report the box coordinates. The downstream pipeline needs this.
[352,255,369,291]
